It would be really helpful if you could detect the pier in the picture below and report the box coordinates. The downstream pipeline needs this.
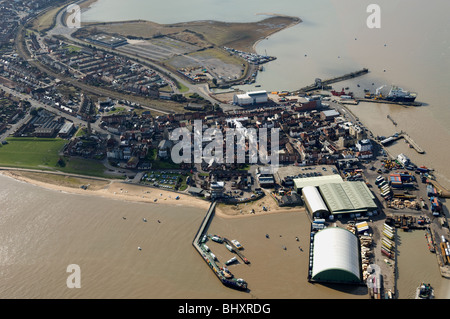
[192,202,249,291]
[356,98,422,107]
[294,68,369,93]
[401,133,424,154]
[381,131,425,154]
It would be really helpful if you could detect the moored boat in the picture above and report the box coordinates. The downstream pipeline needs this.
[211,235,224,243]
[385,86,417,102]
[416,282,434,299]
[222,277,248,291]
[225,256,238,265]
[231,239,243,249]
[220,267,233,279]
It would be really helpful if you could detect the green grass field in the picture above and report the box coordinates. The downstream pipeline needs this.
[0,137,67,169]
[0,137,112,178]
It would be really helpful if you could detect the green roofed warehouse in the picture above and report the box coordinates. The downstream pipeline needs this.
[318,181,377,218]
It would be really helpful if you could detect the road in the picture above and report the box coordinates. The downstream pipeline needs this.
[47,0,235,110]
[0,83,112,141]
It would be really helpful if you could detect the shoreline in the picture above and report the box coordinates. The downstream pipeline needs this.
[252,13,302,53]
[78,13,302,54]
[0,169,300,219]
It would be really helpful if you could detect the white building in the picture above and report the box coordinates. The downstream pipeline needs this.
[311,227,361,284]
[233,90,268,106]
[302,186,329,218]
[397,153,410,166]
[356,139,373,159]
[356,139,371,152]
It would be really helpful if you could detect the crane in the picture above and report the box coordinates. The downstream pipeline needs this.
[375,85,386,99]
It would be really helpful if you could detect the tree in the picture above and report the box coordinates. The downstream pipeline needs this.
[57,157,66,167]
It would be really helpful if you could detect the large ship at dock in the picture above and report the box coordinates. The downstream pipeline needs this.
[384,86,417,102]
[366,85,417,103]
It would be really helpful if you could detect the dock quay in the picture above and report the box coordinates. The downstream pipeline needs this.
[380,132,425,154]
[294,68,369,93]
[401,133,425,154]
[429,226,450,278]
[386,214,450,279]
[192,202,249,291]
[385,214,427,231]
[356,98,422,107]
[429,180,450,198]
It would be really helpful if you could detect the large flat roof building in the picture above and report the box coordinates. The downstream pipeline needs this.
[233,90,268,106]
[318,181,377,217]
[88,34,128,48]
[294,174,343,193]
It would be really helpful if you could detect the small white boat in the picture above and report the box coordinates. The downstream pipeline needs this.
[138,247,142,251]
[143,218,147,222]
[225,244,234,252]
[225,257,238,265]
[211,235,223,243]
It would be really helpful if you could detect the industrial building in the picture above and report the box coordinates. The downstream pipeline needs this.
[310,227,362,284]
[302,186,329,217]
[293,174,343,193]
[88,34,128,49]
[233,90,268,106]
[257,166,275,188]
[57,121,74,138]
[318,181,377,218]
[320,109,340,121]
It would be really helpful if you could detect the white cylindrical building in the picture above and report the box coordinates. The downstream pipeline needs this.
[302,186,329,218]
[311,227,361,284]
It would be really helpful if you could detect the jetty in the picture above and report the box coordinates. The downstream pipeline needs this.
[387,115,397,126]
[356,98,422,107]
[294,68,369,93]
[380,131,424,154]
[192,202,248,291]
[401,133,425,154]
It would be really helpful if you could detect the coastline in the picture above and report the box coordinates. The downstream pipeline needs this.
[78,14,301,54]
[252,13,302,53]
[79,0,98,10]
[0,169,299,218]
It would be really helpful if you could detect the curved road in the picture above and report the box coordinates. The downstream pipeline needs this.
[47,1,234,110]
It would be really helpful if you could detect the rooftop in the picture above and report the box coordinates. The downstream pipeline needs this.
[294,174,343,191]
[318,181,377,215]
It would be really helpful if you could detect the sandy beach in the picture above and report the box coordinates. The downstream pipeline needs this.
[0,169,298,219]
[0,169,209,210]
